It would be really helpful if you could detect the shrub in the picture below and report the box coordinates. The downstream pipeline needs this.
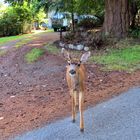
[129,26,140,38]
[77,18,101,29]
[0,6,33,36]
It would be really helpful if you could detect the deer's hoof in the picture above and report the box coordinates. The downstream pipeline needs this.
[80,128,84,132]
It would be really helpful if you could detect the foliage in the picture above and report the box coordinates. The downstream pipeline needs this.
[129,26,140,38]
[75,0,105,19]
[5,0,33,5]
[48,0,105,24]
[0,1,47,36]
[0,4,33,36]
[34,9,46,23]
[5,0,105,24]
[0,1,7,16]
[78,18,101,29]
[0,50,6,56]
[90,45,140,72]
[5,0,140,38]
[133,0,140,9]
[25,48,45,63]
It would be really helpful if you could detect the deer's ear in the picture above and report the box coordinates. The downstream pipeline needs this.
[80,51,91,63]
[61,48,71,60]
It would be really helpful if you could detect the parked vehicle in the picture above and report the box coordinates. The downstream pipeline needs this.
[51,12,71,32]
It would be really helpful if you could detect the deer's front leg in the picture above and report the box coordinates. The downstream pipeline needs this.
[71,90,76,123]
[79,91,84,132]
[74,90,78,107]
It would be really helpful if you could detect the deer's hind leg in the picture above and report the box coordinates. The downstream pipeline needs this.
[79,91,84,131]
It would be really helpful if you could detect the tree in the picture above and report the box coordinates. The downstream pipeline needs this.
[59,0,76,31]
[0,3,34,36]
[36,0,76,31]
[2,0,47,33]
[5,0,140,38]
[103,0,130,38]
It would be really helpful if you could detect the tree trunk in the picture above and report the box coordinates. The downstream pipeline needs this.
[103,0,130,38]
[129,1,138,28]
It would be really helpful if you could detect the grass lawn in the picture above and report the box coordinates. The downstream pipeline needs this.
[43,41,140,72]
[0,50,6,56]
[90,45,140,72]
[24,43,60,63]
[0,29,54,46]
[0,34,31,45]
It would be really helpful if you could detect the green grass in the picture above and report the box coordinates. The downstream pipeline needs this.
[0,50,6,56]
[0,34,31,45]
[0,29,54,46]
[44,43,60,54]
[90,45,140,72]
[25,48,45,63]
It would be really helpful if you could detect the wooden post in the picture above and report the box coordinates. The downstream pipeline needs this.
[60,28,62,41]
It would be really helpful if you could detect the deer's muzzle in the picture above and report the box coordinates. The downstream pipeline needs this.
[69,69,76,75]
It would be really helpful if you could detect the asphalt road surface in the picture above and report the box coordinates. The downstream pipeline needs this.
[13,87,140,140]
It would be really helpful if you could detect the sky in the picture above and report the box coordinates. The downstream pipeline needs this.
[0,0,9,6]
[0,0,7,4]
[0,0,4,3]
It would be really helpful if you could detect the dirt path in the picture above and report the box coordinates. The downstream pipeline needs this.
[0,32,140,140]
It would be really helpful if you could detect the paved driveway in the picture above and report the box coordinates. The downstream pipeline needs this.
[13,87,140,140]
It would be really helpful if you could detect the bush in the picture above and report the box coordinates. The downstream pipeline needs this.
[129,26,140,38]
[0,6,33,36]
[77,18,101,29]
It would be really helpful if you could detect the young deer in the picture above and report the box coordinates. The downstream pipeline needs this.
[62,48,91,132]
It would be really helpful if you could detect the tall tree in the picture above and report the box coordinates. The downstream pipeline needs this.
[6,0,140,38]
[103,0,130,38]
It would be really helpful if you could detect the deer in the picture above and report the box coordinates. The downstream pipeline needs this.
[61,48,91,132]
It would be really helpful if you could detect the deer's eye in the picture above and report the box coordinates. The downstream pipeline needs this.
[68,60,71,65]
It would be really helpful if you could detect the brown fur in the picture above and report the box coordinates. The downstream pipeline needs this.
[66,64,86,91]
[62,48,90,131]
[66,63,86,131]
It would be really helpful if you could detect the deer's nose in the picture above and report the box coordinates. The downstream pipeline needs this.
[69,69,76,75]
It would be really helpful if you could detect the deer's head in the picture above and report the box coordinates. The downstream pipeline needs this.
[61,48,91,77]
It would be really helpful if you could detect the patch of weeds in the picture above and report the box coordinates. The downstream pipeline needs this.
[0,50,6,56]
[90,45,140,72]
[15,41,27,48]
[129,27,140,38]
[44,43,60,54]
[114,38,132,48]
[25,48,45,63]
